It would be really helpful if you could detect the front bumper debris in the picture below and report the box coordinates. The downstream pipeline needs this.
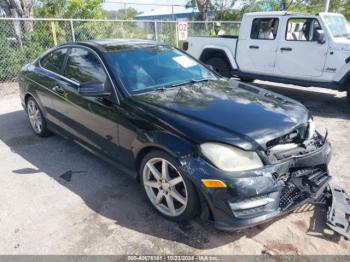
[184,133,350,239]
[183,139,333,231]
[326,185,350,239]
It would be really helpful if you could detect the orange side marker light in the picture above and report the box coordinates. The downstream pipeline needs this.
[202,179,227,188]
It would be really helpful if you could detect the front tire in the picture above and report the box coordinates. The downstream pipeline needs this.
[26,97,48,137]
[140,150,200,221]
[205,57,231,78]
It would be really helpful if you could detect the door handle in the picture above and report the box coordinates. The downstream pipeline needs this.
[52,85,65,95]
[280,47,292,51]
[249,45,259,49]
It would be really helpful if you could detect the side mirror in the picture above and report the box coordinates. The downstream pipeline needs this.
[78,82,111,97]
[315,29,326,44]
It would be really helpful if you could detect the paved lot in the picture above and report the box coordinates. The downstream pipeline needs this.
[0,81,350,255]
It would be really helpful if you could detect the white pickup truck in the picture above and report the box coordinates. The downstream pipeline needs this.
[183,11,350,104]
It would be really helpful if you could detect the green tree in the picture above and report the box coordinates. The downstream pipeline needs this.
[105,7,138,20]
[213,0,238,20]
[104,10,118,19]
[0,0,34,43]
[34,0,105,19]
[187,0,211,20]
[288,0,350,19]
[239,0,350,19]
[207,0,350,20]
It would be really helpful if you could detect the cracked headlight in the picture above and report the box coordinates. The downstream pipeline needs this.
[200,143,263,172]
[307,118,316,139]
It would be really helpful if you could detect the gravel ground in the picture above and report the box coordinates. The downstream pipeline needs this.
[0,81,349,255]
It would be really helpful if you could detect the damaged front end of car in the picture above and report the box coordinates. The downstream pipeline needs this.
[182,123,350,238]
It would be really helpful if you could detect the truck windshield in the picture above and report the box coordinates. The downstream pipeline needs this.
[105,45,217,95]
[323,15,350,38]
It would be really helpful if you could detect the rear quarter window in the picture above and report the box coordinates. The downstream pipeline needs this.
[40,48,67,74]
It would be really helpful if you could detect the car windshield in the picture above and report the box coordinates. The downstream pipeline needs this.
[323,14,350,38]
[105,45,217,95]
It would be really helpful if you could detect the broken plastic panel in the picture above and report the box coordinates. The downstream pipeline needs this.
[326,185,350,239]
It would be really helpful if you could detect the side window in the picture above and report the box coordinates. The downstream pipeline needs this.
[251,18,279,40]
[286,18,322,41]
[40,48,67,74]
[64,48,107,84]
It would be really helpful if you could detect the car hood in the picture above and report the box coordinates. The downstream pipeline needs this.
[332,39,350,51]
[129,79,309,150]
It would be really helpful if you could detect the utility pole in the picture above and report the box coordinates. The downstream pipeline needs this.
[324,0,330,12]
[124,2,127,19]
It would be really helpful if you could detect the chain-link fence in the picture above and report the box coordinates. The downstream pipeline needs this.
[0,18,240,96]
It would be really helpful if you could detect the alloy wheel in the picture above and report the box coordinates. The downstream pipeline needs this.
[27,100,43,134]
[143,157,188,217]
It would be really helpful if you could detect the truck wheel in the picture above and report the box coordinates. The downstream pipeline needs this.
[240,77,255,83]
[205,57,231,78]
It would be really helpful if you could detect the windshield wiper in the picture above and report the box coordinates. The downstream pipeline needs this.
[191,78,211,83]
[170,78,211,87]
[152,78,213,92]
[154,86,167,91]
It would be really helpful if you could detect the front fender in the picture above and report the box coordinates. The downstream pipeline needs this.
[334,62,350,85]
[132,131,195,166]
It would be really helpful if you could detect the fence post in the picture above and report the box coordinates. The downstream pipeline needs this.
[122,21,125,38]
[51,21,57,46]
[175,21,179,48]
[70,19,75,42]
[154,20,158,41]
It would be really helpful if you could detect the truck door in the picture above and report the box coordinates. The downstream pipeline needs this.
[236,17,279,74]
[275,17,328,79]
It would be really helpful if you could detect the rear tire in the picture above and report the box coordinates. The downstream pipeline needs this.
[205,57,231,78]
[26,97,48,137]
[140,150,200,222]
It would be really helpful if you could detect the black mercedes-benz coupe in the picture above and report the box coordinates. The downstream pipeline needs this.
[19,39,331,230]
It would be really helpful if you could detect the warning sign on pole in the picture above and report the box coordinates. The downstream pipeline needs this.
[178,22,188,41]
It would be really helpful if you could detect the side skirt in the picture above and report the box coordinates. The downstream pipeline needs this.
[232,70,342,91]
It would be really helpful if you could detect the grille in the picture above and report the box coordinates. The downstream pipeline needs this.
[279,184,307,210]
[278,167,329,209]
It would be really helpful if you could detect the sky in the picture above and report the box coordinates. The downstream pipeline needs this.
[102,0,190,13]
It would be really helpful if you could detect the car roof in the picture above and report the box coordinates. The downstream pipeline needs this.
[61,39,162,53]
